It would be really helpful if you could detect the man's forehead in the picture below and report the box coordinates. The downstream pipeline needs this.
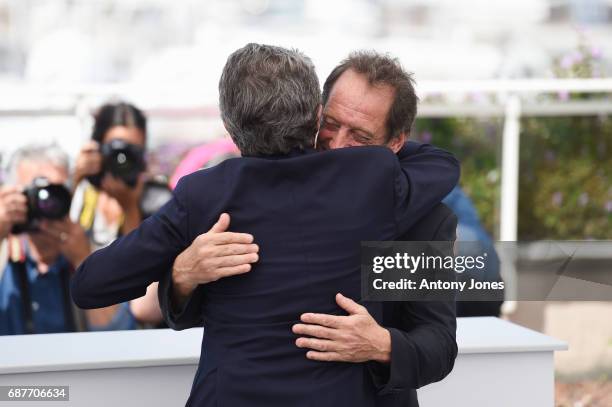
[324,69,394,131]
[331,69,395,101]
[17,161,67,185]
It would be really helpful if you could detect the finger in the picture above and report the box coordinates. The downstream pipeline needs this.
[305,351,344,362]
[46,220,70,235]
[335,293,367,315]
[210,243,258,257]
[300,313,345,328]
[210,253,258,268]
[292,323,338,340]
[82,141,100,152]
[5,194,27,208]
[38,224,62,240]
[207,232,254,245]
[100,174,113,190]
[215,263,252,279]
[8,210,27,224]
[0,186,22,196]
[135,173,147,191]
[85,157,102,173]
[210,213,230,233]
[295,337,338,352]
[7,202,27,215]
[39,218,62,232]
[33,231,59,246]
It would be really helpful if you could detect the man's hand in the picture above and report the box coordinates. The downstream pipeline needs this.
[101,173,144,234]
[0,185,27,239]
[39,218,91,268]
[171,213,259,310]
[292,293,391,363]
[73,141,102,187]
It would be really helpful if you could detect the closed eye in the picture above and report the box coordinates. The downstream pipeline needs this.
[351,131,374,145]
[322,119,340,131]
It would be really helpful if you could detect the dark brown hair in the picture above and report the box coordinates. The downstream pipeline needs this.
[92,102,147,144]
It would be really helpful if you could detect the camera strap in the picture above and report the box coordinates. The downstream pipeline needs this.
[8,236,77,334]
[78,184,99,232]
[11,261,35,334]
[59,265,76,332]
[8,236,35,335]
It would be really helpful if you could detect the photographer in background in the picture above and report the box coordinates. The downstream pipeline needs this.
[0,144,133,335]
[71,102,166,326]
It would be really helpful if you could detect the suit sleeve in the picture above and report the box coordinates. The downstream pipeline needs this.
[71,178,191,309]
[368,212,458,393]
[394,141,460,233]
[158,267,204,330]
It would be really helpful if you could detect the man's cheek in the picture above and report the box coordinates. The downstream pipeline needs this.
[317,132,333,150]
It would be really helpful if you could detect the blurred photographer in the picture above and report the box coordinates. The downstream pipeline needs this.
[0,144,133,335]
[71,102,167,326]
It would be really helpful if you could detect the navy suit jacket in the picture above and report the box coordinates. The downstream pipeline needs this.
[72,142,459,406]
[371,203,458,407]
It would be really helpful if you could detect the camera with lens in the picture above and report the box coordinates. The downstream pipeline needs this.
[11,177,72,234]
[88,139,146,188]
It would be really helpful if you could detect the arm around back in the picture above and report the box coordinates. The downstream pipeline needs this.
[71,178,192,309]
[394,141,460,234]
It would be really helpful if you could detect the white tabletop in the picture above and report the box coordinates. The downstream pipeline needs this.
[0,317,566,375]
[0,328,203,375]
[457,317,567,354]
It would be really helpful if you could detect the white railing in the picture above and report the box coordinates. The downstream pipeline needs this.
[1,78,611,242]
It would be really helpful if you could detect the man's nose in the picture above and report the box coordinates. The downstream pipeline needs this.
[329,129,350,150]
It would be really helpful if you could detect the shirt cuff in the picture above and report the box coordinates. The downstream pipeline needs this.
[159,269,202,330]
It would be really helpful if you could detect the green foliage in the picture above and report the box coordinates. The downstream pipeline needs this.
[413,117,502,238]
[519,116,612,239]
[414,38,611,240]
[413,115,612,240]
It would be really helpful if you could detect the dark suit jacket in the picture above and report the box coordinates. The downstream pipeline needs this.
[72,142,459,406]
[371,203,458,407]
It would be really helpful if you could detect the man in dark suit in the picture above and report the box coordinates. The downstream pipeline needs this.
[160,51,458,406]
[72,44,459,406]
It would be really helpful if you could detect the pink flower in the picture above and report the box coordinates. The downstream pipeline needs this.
[560,54,574,70]
[572,51,584,64]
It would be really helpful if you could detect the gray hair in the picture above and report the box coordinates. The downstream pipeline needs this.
[6,143,70,184]
[219,43,321,156]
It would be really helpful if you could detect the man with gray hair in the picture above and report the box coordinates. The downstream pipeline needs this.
[0,143,135,334]
[163,50,459,407]
[72,43,459,406]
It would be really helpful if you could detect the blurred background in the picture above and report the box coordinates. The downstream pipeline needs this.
[0,1,610,405]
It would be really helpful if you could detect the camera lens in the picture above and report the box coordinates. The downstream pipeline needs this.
[34,184,72,219]
[11,179,72,234]
[102,140,146,187]
[35,185,71,219]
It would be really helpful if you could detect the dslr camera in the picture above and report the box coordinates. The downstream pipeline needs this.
[11,177,72,234]
[88,139,146,188]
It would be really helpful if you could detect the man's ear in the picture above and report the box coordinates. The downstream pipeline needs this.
[313,105,323,149]
[387,132,406,153]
